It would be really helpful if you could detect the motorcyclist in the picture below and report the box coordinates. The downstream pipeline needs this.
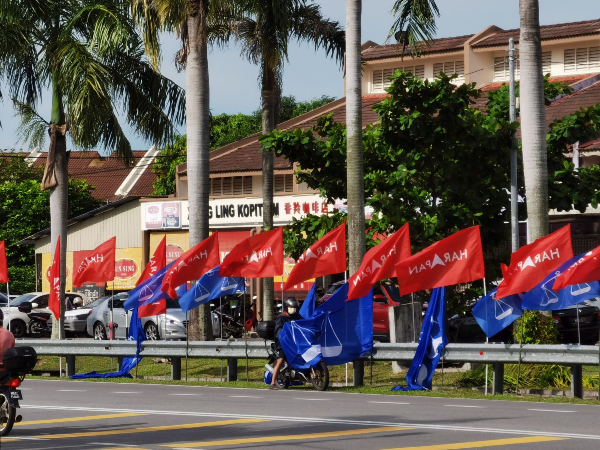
[270,297,302,390]
[0,309,15,369]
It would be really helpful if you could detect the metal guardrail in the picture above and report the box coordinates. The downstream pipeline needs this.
[16,339,600,365]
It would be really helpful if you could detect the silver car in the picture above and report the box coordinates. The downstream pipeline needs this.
[86,295,189,340]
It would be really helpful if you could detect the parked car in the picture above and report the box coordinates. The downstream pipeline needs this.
[86,294,191,340]
[447,301,513,344]
[553,299,600,344]
[0,293,8,308]
[1,292,87,338]
[64,297,98,336]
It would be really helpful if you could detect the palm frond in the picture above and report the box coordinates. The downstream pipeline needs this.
[388,0,439,57]
[13,100,49,149]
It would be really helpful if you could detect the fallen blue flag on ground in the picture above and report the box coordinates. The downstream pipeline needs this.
[299,284,317,319]
[392,287,447,391]
[279,282,373,370]
[71,307,146,379]
[521,254,600,311]
[179,265,245,313]
[472,288,523,338]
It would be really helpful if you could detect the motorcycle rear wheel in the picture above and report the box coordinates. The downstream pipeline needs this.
[0,392,16,436]
[310,361,330,391]
[28,319,46,338]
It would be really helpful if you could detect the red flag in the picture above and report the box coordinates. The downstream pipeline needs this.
[0,241,7,283]
[220,228,283,278]
[348,224,411,300]
[72,237,116,288]
[553,245,600,291]
[48,237,61,319]
[138,236,167,317]
[284,224,346,291]
[497,225,573,299]
[396,226,485,296]
[161,232,220,299]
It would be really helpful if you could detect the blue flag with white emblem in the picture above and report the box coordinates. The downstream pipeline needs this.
[179,265,245,313]
[393,287,447,391]
[299,284,317,319]
[521,254,600,311]
[124,261,174,311]
[279,282,373,369]
[472,288,523,338]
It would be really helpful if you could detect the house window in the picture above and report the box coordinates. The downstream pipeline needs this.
[210,176,252,196]
[564,47,600,73]
[433,60,465,83]
[274,174,294,193]
[372,65,425,92]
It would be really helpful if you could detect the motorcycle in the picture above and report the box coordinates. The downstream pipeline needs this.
[211,297,256,339]
[0,346,38,436]
[27,312,52,338]
[257,320,329,391]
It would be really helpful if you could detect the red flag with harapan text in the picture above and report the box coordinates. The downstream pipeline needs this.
[221,228,283,278]
[72,237,116,288]
[553,245,600,291]
[348,224,411,300]
[161,232,220,299]
[0,241,8,283]
[395,226,485,296]
[497,224,573,299]
[139,235,167,317]
[48,237,61,319]
[284,224,346,290]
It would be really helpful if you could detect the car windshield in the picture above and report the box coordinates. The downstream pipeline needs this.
[325,283,343,295]
[85,296,111,309]
[165,299,181,309]
[9,293,37,306]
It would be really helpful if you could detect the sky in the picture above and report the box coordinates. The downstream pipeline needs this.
[1,0,598,153]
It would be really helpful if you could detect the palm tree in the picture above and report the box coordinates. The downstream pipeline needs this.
[0,0,185,339]
[518,0,548,242]
[214,0,344,320]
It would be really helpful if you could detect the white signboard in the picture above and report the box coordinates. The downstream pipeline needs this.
[141,194,334,230]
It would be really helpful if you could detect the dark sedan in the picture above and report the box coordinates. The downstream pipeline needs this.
[553,299,600,344]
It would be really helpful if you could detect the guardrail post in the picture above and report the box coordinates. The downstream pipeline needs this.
[492,363,504,395]
[571,365,583,399]
[171,357,182,381]
[353,360,364,386]
[65,355,76,377]
[227,358,238,382]
[117,356,124,371]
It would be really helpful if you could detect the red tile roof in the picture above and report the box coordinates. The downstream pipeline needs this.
[580,137,600,151]
[362,35,474,61]
[546,80,600,127]
[472,19,600,48]
[32,150,156,202]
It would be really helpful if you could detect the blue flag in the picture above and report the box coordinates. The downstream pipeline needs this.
[124,261,174,311]
[71,307,146,379]
[393,287,447,391]
[279,282,374,369]
[179,265,245,313]
[299,284,317,319]
[521,254,600,311]
[472,288,523,338]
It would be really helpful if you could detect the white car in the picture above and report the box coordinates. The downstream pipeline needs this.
[2,292,87,338]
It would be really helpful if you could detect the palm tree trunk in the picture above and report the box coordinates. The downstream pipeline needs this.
[186,1,213,341]
[346,0,365,386]
[262,66,276,321]
[519,0,548,242]
[49,74,67,340]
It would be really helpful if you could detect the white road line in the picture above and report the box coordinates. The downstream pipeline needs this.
[444,404,485,408]
[229,395,262,398]
[56,389,87,392]
[528,409,576,413]
[369,401,411,405]
[293,398,329,401]
[170,393,202,396]
[113,391,139,394]
[21,404,600,441]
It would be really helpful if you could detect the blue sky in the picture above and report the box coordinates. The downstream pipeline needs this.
[1,0,597,152]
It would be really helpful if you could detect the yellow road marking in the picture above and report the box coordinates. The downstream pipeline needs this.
[382,436,568,450]
[16,412,146,426]
[24,418,267,440]
[164,426,412,448]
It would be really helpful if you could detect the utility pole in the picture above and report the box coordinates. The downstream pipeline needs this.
[509,38,519,252]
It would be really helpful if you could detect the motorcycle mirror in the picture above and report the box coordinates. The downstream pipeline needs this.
[31,303,39,309]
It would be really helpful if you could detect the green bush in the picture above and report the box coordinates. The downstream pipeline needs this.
[0,265,36,296]
[513,311,559,345]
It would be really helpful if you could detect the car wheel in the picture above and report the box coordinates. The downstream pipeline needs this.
[9,320,26,339]
[93,322,107,340]
[144,322,159,340]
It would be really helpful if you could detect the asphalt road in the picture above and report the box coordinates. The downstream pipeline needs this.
[3,379,600,449]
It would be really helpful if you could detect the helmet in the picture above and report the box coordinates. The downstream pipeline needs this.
[283,297,299,315]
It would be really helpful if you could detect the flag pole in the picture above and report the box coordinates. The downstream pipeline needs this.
[576,306,581,345]
[344,270,348,387]
[220,296,223,382]
[411,293,416,342]
[6,281,10,333]
[515,310,526,395]
[185,310,189,382]
[483,278,488,396]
